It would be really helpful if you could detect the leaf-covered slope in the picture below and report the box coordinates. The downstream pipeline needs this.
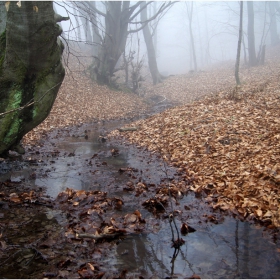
[23,45,280,227]
[23,62,148,145]
[111,91,280,226]
[110,46,280,227]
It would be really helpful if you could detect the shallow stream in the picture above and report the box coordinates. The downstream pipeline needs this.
[1,114,280,278]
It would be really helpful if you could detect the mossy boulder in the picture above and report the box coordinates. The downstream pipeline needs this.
[0,2,66,156]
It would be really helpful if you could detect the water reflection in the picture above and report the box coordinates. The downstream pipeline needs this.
[115,217,280,278]
[2,121,279,278]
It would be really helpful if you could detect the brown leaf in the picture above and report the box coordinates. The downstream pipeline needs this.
[180,223,196,235]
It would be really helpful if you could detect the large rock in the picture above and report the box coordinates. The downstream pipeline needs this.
[0,2,66,155]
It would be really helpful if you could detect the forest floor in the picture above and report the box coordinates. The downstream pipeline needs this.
[25,44,280,228]
[0,45,280,278]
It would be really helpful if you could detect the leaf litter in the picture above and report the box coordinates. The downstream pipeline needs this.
[0,45,280,278]
[109,45,280,228]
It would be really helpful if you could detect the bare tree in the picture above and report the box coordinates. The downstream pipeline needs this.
[140,1,164,85]
[247,1,258,67]
[86,1,174,86]
[186,2,197,72]
[235,1,243,85]
[268,1,279,46]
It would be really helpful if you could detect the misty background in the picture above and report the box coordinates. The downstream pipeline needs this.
[54,1,278,76]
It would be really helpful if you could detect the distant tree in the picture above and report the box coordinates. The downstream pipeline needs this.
[247,1,258,67]
[235,1,243,85]
[256,2,269,66]
[87,1,173,86]
[268,1,279,46]
[140,1,164,85]
[77,2,92,44]
[87,1,102,57]
[186,2,197,72]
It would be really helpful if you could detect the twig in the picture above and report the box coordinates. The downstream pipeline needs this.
[29,246,48,263]
[169,214,175,242]
[0,249,21,266]
[76,232,124,241]
[141,128,183,244]
[156,96,167,104]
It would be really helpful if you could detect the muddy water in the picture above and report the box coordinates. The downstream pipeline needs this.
[1,116,280,278]
[35,123,280,277]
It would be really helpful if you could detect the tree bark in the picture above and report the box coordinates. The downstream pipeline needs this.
[76,2,92,44]
[247,1,258,67]
[235,1,243,85]
[269,2,279,46]
[0,1,66,155]
[89,1,173,86]
[73,4,81,41]
[186,2,197,72]
[140,1,162,85]
[87,1,101,57]
[90,2,130,85]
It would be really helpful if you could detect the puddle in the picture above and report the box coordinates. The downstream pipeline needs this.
[1,117,280,278]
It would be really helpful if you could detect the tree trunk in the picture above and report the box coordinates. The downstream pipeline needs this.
[235,1,243,85]
[76,2,92,44]
[89,1,173,86]
[91,2,130,86]
[269,2,279,46]
[0,1,66,155]
[0,2,7,34]
[87,1,101,57]
[247,1,258,67]
[140,1,162,85]
[187,2,197,72]
[73,4,81,41]
[153,2,158,58]
[242,34,247,65]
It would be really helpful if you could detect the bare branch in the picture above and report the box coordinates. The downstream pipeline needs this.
[128,1,176,33]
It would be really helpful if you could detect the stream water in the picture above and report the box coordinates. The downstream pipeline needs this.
[1,112,280,278]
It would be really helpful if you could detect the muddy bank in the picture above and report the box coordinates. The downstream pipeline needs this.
[0,102,280,278]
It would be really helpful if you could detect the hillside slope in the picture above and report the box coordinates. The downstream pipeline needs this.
[110,46,280,227]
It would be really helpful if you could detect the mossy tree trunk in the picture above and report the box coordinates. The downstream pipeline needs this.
[0,1,66,156]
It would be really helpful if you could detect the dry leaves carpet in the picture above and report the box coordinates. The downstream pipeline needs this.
[24,45,280,228]
[110,46,280,228]
[23,60,148,146]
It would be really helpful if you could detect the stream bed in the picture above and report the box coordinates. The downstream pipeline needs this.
[1,113,280,278]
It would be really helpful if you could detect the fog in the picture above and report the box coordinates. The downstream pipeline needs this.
[54,1,276,76]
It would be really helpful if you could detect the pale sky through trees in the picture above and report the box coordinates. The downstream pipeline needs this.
[55,1,274,74]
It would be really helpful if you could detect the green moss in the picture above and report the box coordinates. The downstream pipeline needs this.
[3,117,22,145]
[0,30,6,51]
[32,106,38,120]
[0,85,23,145]
[0,30,6,76]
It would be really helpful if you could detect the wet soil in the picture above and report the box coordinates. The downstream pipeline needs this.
[0,101,280,278]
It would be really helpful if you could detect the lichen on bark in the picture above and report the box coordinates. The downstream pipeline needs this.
[0,1,66,156]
